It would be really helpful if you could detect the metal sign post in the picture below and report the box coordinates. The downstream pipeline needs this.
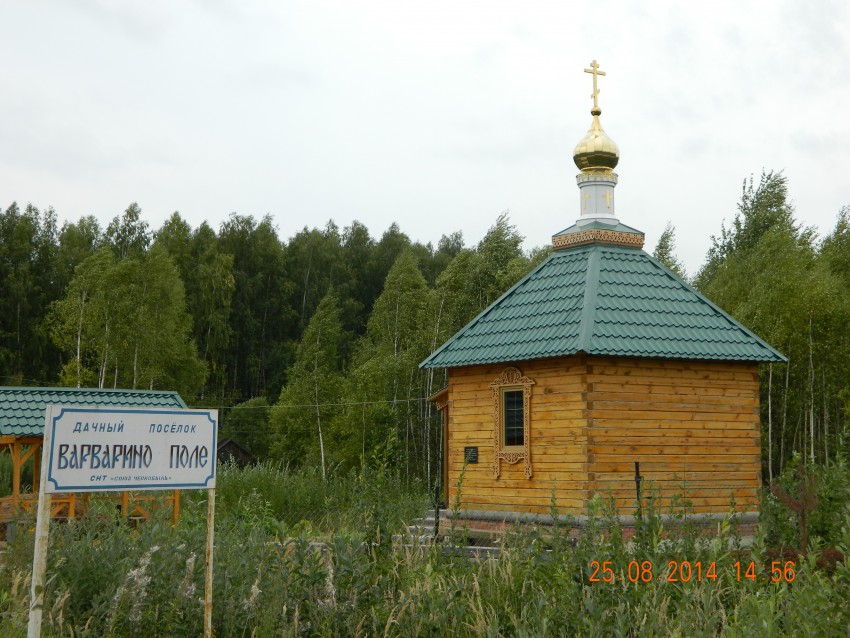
[28,406,218,638]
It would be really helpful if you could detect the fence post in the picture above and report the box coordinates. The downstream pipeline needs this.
[635,461,643,525]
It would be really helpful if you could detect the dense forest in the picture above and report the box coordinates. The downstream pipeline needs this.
[1,171,848,489]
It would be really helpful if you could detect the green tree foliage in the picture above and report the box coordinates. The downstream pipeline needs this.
[696,171,810,289]
[49,247,117,387]
[55,215,101,292]
[652,221,687,279]
[154,215,236,403]
[420,231,465,286]
[48,246,206,397]
[342,252,433,476]
[435,211,532,341]
[366,223,413,304]
[5,198,535,487]
[471,211,526,308]
[696,172,850,477]
[0,203,60,384]
[220,396,271,459]
[15,183,849,492]
[105,202,151,260]
[153,212,193,278]
[337,221,376,357]
[270,290,345,477]
[820,206,850,287]
[219,214,292,400]
[283,222,346,335]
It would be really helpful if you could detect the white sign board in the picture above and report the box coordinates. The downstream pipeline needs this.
[43,405,217,493]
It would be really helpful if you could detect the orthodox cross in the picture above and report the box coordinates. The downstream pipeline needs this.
[584,60,606,110]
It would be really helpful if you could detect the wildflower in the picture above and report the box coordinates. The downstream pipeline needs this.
[178,553,197,600]
[108,544,160,629]
[244,570,262,612]
[244,579,262,612]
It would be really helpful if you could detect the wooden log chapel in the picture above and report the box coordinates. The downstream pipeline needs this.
[421,61,785,531]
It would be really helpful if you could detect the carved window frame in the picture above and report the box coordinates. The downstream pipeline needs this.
[490,366,534,479]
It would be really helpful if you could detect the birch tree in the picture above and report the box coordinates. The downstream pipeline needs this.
[270,290,344,478]
[49,246,206,397]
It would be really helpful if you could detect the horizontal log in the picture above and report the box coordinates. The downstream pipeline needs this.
[588,439,760,450]
[449,360,587,378]
[447,501,585,515]
[589,371,755,384]
[582,420,759,441]
[486,461,587,471]
[589,356,752,370]
[594,490,760,503]
[447,454,586,466]
[447,424,587,436]
[590,460,759,473]
[587,419,756,431]
[443,495,757,514]
[587,395,759,410]
[588,381,754,397]
[450,407,586,421]
[447,478,584,489]
[587,445,757,456]
[457,480,586,493]
[446,392,585,408]
[588,470,759,481]
[449,493,580,507]
[588,461,759,474]
[588,409,757,422]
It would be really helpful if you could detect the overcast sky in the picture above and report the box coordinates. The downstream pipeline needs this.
[2,0,848,274]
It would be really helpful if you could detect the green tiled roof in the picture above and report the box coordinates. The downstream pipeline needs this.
[0,387,187,437]
[420,243,785,368]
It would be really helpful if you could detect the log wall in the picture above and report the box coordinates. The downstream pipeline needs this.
[446,359,588,514]
[444,356,762,516]
[585,357,761,514]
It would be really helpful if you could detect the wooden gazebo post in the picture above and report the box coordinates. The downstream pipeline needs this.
[1,435,41,512]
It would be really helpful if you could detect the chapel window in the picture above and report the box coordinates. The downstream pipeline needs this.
[502,389,524,446]
[490,367,534,479]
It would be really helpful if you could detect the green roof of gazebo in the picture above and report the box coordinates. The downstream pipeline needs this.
[0,387,187,437]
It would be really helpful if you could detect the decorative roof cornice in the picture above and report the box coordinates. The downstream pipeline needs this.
[552,227,644,250]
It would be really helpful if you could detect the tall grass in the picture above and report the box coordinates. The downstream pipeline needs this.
[1,466,848,637]
[213,460,430,537]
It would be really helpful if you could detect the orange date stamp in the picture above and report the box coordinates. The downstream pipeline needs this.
[588,560,796,584]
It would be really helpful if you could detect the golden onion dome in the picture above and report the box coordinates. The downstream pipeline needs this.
[573,107,619,172]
